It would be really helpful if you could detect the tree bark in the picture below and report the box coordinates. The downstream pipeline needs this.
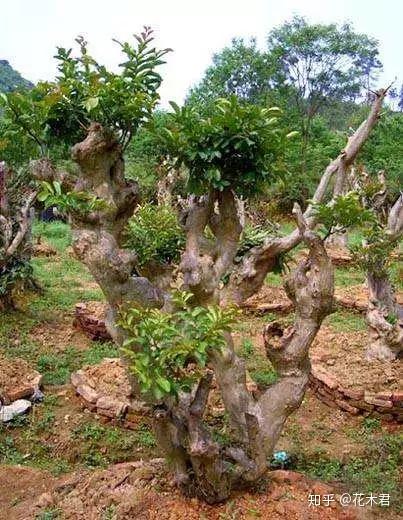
[153,204,334,503]
[365,193,403,361]
[31,124,165,340]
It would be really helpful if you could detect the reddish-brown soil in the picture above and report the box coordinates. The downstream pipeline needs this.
[2,460,387,520]
[29,316,92,352]
[244,284,403,314]
[311,327,401,393]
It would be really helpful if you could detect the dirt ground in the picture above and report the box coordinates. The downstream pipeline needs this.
[0,459,394,520]
[1,236,401,519]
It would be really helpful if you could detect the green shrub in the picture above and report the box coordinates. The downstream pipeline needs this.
[124,203,185,266]
[120,291,237,400]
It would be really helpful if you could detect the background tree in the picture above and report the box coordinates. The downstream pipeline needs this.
[267,16,382,169]
[186,38,275,107]
[348,171,403,360]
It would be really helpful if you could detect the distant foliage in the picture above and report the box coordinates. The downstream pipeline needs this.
[120,292,237,400]
[358,111,403,192]
[124,204,185,266]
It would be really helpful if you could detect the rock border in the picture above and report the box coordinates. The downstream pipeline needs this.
[309,364,402,422]
[0,373,42,405]
[71,359,149,429]
[73,302,111,341]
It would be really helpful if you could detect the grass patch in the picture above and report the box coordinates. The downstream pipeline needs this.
[334,267,364,287]
[295,433,402,510]
[324,310,366,332]
[33,220,72,252]
[36,342,119,385]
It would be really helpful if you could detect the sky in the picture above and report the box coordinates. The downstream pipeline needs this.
[1,0,402,106]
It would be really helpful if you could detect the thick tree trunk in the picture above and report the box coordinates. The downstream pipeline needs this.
[154,204,334,503]
[27,90,384,503]
[366,272,403,360]
[31,124,165,340]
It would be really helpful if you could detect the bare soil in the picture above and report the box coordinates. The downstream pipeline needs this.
[2,460,386,520]
[311,327,401,392]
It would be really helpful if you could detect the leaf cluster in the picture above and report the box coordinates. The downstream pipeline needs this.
[312,192,375,238]
[350,225,400,276]
[160,96,295,196]
[124,203,185,266]
[119,292,237,400]
[0,27,170,154]
[37,180,107,217]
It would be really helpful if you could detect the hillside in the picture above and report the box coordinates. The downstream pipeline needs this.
[0,59,33,93]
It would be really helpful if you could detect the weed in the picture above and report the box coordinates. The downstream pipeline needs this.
[35,508,62,520]
[240,338,254,357]
[251,367,278,387]
[133,423,156,448]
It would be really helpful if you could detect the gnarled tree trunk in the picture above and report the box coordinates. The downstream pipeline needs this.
[29,89,386,504]
[153,204,334,503]
[0,162,36,309]
[31,124,165,342]
[366,193,403,361]
[223,89,387,305]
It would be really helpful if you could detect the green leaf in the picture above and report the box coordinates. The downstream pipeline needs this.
[84,97,99,112]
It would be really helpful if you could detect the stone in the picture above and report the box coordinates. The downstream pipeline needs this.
[316,394,338,409]
[375,391,393,400]
[335,399,359,415]
[311,366,339,389]
[5,386,35,402]
[35,492,54,508]
[339,387,364,400]
[392,392,403,405]
[0,399,31,422]
[96,396,129,417]
[76,384,99,403]
[349,399,374,412]
[71,370,86,388]
[364,393,393,408]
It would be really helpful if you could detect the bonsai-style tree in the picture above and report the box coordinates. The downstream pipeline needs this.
[349,170,403,360]
[0,162,36,309]
[2,29,387,502]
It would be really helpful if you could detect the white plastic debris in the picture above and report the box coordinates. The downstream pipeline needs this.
[0,399,32,422]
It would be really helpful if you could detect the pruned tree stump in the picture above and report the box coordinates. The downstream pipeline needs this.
[70,358,148,428]
[0,355,42,405]
[73,302,111,341]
